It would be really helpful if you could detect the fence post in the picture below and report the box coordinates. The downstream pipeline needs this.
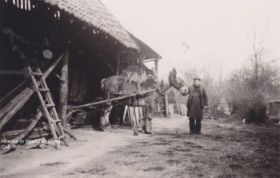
[164,94,169,117]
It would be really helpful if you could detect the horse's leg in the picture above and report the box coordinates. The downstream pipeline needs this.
[105,105,113,129]
[100,113,106,131]
[100,104,113,131]
[127,106,138,136]
[142,106,147,132]
[146,114,152,134]
[143,106,152,134]
[132,107,139,136]
[100,92,112,131]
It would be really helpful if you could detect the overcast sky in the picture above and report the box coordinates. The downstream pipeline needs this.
[102,0,280,80]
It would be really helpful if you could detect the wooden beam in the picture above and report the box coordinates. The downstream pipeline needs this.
[1,127,48,138]
[58,49,69,127]
[63,128,77,140]
[0,79,28,111]
[0,54,64,131]
[116,51,121,75]
[5,111,43,152]
[143,58,156,63]
[70,89,156,110]
[0,88,32,130]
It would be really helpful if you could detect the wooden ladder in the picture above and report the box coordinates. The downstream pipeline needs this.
[26,60,68,148]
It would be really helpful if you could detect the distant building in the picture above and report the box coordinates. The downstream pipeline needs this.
[217,97,232,115]
[267,100,280,123]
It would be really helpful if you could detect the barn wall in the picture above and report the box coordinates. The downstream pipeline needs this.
[0,0,140,109]
[0,1,64,99]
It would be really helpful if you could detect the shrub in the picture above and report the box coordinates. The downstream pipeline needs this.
[226,52,280,123]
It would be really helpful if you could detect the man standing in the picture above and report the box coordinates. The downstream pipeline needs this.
[182,76,208,134]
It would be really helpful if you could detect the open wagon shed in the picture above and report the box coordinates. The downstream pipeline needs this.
[68,32,163,131]
[0,0,162,151]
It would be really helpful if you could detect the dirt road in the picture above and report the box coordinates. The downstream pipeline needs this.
[1,116,280,178]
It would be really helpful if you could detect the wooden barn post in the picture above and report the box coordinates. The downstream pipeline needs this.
[154,57,159,79]
[58,49,69,127]
[116,51,121,75]
[164,93,169,117]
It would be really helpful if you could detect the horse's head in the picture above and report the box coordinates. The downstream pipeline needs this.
[100,78,106,90]
[180,86,188,95]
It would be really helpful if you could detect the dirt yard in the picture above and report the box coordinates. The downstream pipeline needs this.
[1,116,280,178]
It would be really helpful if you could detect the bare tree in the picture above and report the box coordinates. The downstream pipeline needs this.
[226,30,280,123]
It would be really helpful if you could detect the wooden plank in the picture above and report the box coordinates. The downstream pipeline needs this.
[1,129,26,137]
[0,79,28,109]
[5,111,42,152]
[0,89,34,131]
[0,80,28,117]
[1,127,48,138]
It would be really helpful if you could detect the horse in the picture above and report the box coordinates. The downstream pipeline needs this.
[100,66,157,134]
[99,75,138,131]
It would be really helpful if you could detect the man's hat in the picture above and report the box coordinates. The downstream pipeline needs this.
[193,75,201,81]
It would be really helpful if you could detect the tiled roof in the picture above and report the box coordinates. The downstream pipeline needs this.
[43,0,139,50]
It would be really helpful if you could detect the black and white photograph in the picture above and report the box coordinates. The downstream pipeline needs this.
[0,0,280,177]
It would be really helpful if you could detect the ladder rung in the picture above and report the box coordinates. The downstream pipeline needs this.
[39,88,49,92]
[46,104,55,108]
[49,119,61,123]
[32,72,43,76]
[57,135,65,139]
[50,120,61,124]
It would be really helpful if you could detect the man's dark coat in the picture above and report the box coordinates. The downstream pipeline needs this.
[186,85,208,119]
